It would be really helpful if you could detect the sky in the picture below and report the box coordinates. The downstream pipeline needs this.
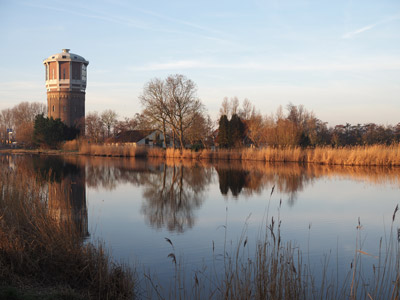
[0,0,399,126]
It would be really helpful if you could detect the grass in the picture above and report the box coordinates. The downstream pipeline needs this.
[0,157,136,299]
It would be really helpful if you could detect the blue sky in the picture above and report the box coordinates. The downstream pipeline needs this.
[0,0,399,125]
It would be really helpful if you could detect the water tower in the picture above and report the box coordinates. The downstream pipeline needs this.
[43,49,89,128]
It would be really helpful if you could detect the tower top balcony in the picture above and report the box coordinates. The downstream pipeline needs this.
[43,49,89,65]
[43,49,89,92]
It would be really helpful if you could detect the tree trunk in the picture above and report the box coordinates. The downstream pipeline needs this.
[162,120,167,149]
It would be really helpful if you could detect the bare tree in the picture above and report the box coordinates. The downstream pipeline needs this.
[140,75,205,150]
[164,74,204,150]
[139,78,169,148]
[246,110,265,147]
[185,112,214,148]
[114,117,138,133]
[231,96,239,116]
[239,98,253,120]
[12,102,46,125]
[85,112,103,143]
[134,113,157,131]
[219,97,231,118]
[101,109,118,138]
[11,102,46,144]
[15,122,34,146]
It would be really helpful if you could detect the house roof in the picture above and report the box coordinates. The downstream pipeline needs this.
[113,130,156,143]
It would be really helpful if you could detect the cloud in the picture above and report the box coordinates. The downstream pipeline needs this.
[22,1,231,44]
[23,2,152,30]
[131,58,400,72]
[342,13,400,39]
[342,24,376,39]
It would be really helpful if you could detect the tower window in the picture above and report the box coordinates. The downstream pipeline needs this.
[52,105,55,112]
[52,69,55,80]
[63,69,66,80]
[62,55,66,59]
[63,106,66,112]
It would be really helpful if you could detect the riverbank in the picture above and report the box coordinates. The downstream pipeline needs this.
[2,143,400,166]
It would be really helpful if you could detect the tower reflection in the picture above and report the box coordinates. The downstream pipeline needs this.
[32,156,89,237]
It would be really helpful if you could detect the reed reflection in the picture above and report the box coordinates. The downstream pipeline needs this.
[83,158,160,190]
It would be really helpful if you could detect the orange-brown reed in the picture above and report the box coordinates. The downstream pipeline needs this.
[79,143,147,157]
[148,145,400,166]
[0,160,135,299]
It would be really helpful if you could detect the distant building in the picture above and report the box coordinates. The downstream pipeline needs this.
[111,129,171,148]
[43,49,89,128]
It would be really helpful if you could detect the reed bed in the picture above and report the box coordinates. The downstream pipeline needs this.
[62,139,79,151]
[78,143,400,166]
[0,160,136,299]
[241,145,400,166]
[79,143,147,157]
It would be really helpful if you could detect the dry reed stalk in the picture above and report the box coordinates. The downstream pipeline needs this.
[181,149,193,159]
[229,150,242,161]
[166,148,177,158]
[79,144,400,166]
[147,203,400,300]
[62,139,79,151]
[199,149,213,160]
[216,149,230,160]
[148,148,165,158]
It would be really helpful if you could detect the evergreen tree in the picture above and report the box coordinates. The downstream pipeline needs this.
[33,114,78,149]
[229,114,245,147]
[217,115,230,148]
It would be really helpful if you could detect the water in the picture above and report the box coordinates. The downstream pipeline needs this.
[3,154,400,296]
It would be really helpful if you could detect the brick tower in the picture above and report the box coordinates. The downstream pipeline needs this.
[43,49,89,128]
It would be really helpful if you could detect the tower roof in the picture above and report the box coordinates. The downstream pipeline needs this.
[43,49,89,65]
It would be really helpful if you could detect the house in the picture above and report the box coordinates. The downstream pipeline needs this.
[111,129,171,148]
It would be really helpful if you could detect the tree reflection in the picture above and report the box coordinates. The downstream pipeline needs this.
[216,168,249,196]
[214,162,313,205]
[141,163,211,232]
[72,157,212,233]
[4,154,400,235]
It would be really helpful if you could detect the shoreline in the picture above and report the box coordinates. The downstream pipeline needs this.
[1,144,400,167]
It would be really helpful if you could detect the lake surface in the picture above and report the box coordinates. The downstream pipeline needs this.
[3,154,400,297]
